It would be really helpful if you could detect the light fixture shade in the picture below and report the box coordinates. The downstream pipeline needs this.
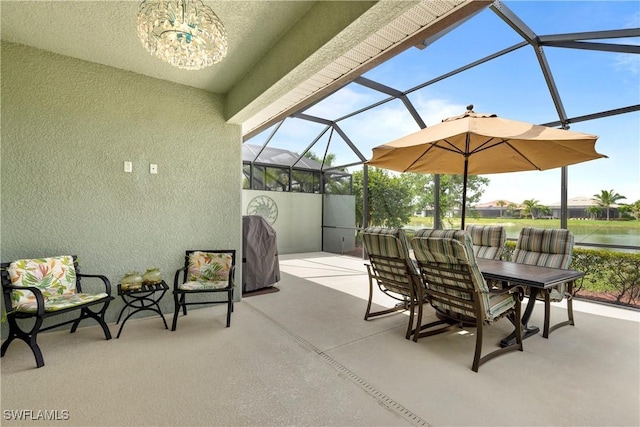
[137,0,227,70]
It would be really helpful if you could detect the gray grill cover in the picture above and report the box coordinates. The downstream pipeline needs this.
[242,215,280,292]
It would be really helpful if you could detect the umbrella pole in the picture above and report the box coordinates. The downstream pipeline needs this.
[461,156,468,230]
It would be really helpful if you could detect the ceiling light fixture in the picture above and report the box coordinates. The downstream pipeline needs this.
[137,0,227,71]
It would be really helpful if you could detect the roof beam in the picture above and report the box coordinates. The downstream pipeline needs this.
[540,40,640,54]
[490,1,569,127]
[489,0,538,44]
[333,124,367,162]
[292,125,332,169]
[291,113,367,162]
[247,119,286,162]
[539,28,640,42]
[354,77,426,128]
[540,104,640,128]
[408,40,528,94]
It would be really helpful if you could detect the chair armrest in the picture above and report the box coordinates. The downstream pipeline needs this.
[173,266,188,291]
[2,283,47,316]
[229,265,236,286]
[77,273,112,296]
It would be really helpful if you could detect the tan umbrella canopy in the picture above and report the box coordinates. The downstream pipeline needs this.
[367,106,607,228]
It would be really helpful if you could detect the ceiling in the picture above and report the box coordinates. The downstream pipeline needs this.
[0,1,314,94]
[0,0,489,135]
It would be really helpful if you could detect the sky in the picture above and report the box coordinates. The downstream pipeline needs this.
[247,1,640,206]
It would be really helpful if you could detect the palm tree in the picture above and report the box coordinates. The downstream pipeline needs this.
[592,189,626,221]
[522,199,541,219]
[496,200,506,218]
[586,205,600,220]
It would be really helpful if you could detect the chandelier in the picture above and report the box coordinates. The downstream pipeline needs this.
[137,0,227,70]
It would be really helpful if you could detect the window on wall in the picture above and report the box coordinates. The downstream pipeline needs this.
[242,164,251,189]
[291,170,320,193]
[250,165,266,190]
[245,163,291,191]
[243,162,352,195]
[264,166,289,191]
[324,173,352,195]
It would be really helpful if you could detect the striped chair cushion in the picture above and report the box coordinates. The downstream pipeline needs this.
[362,227,418,277]
[411,230,515,322]
[412,229,488,294]
[465,224,506,260]
[513,227,574,301]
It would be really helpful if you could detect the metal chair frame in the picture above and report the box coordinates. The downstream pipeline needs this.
[411,235,524,372]
[172,249,235,331]
[0,256,113,368]
[364,253,424,339]
[513,227,575,339]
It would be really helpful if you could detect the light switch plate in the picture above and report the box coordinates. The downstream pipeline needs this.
[124,161,132,173]
[150,164,158,174]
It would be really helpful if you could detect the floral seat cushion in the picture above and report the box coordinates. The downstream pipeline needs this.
[178,251,233,291]
[14,293,109,312]
[7,256,108,312]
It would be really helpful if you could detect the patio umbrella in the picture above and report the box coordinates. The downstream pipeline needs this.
[367,106,607,228]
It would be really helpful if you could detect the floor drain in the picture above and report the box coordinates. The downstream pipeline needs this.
[247,302,431,427]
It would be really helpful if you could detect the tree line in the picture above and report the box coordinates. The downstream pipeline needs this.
[351,168,638,227]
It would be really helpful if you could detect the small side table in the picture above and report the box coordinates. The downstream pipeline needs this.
[116,281,169,338]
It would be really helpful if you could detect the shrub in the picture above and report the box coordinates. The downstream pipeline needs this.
[571,249,640,306]
[504,241,640,308]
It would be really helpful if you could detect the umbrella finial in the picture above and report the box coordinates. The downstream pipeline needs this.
[466,104,474,112]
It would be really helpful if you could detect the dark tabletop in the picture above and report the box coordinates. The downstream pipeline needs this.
[476,258,584,289]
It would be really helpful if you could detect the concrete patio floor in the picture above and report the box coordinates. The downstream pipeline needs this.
[1,252,639,426]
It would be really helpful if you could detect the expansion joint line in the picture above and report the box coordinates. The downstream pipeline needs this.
[245,301,431,427]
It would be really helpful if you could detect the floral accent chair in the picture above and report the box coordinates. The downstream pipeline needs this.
[172,250,236,331]
[0,255,113,368]
[411,229,523,372]
[361,227,424,340]
[465,224,506,260]
[513,227,575,338]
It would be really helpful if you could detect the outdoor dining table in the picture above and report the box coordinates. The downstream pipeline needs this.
[476,258,585,347]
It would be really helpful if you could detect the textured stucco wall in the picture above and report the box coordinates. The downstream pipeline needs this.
[1,42,242,330]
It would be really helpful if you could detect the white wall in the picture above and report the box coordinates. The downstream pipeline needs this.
[242,190,322,254]
[323,194,356,254]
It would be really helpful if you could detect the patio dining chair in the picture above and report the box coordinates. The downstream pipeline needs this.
[411,229,523,372]
[513,227,575,338]
[172,250,235,331]
[361,227,425,340]
[464,224,507,313]
[414,228,488,326]
[465,224,506,260]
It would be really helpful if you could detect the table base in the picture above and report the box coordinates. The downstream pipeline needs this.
[116,282,168,338]
[500,325,539,348]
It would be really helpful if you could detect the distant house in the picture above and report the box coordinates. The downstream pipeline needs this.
[472,200,522,218]
[548,196,622,219]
